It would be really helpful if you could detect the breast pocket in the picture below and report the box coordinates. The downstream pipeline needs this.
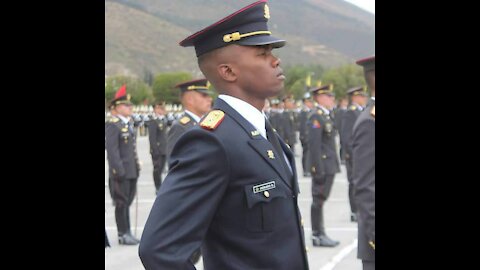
[244,180,289,232]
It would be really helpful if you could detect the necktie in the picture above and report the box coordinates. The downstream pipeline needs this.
[265,119,292,177]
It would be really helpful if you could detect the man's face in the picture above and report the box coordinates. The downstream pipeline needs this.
[191,91,212,115]
[154,105,165,115]
[304,99,314,109]
[353,95,368,107]
[329,96,336,107]
[115,103,133,117]
[284,99,295,109]
[315,94,335,109]
[232,45,284,98]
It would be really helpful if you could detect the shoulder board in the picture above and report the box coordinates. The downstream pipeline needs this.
[179,116,191,125]
[200,110,225,130]
[370,105,375,118]
[109,117,119,123]
[317,109,323,115]
[349,105,357,110]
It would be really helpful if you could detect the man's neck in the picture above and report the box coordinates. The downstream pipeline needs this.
[184,109,202,119]
[218,90,266,112]
[117,114,130,123]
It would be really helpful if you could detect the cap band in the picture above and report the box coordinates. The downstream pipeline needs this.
[223,30,272,42]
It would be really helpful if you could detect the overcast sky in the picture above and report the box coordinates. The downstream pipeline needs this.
[344,0,375,14]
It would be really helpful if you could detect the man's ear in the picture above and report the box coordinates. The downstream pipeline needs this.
[217,63,237,82]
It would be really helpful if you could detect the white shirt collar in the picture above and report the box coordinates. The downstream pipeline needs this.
[318,105,330,115]
[371,97,375,101]
[184,110,201,123]
[218,94,267,139]
[117,115,130,124]
[351,102,363,111]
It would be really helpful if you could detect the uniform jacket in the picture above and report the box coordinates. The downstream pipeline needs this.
[166,112,197,159]
[139,98,309,270]
[307,107,340,176]
[105,116,139,179]
[341,104,363,160]
[352,101,375,261]
[147,116,168,157]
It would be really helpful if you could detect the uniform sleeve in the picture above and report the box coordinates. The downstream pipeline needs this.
[147,120,160,157]
[308,114,325,176]
[166,123,184,160]
[352,118,375,244]
[341,110,356,159]
[139,128,230,270]
[105,122,125,177]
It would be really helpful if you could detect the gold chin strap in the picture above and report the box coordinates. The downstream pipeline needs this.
[187,85,208,90]
[223,31,272,43]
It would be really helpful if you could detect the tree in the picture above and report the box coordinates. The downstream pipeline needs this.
[321,64,365,99]
[105,76,154,105]
[283,64,325,99]
[152,72,192,104]
[143,67,154,86]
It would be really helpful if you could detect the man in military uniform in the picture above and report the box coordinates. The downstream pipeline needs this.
[268,98,282,127]
[166,78,213,160]
[106,104,117,205]
[352,56,375,270]
[147,102,169,193]
[139,1,309,269]
[299,92,315,176]
[334,97,348,164]
[308,84,341,247]
[281,95,297,152]
[105,84,141,245]
[341,86,368,222]
[165,78,213,264]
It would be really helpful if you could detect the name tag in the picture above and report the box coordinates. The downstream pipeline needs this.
[252,181,276,194]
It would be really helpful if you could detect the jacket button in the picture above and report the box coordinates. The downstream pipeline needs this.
[263,191,270,198]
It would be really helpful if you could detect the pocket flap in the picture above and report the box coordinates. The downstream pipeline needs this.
[244,180,288,208]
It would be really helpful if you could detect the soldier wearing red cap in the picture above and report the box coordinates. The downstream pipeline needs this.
[352,55,375,270]
[139,1,308,269]
[105,84,141,245]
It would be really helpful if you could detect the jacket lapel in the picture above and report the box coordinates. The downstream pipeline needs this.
[278,135,298,192]
[214,99,293,189]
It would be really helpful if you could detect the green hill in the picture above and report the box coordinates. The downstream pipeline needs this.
[105,0,375,77]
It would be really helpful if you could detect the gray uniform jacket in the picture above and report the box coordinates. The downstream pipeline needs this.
[352,101,375,261]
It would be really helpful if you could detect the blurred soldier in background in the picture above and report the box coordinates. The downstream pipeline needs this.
[352,55,375,270]
[165,78,213,263]
[334,97,348,164]
[166,79,213,160]
[281,95,297,153]
[299,92,315,176]
[105,84,141,245]
[268,98,282,131]
[308,84,340,247]
[342,86,368,222]
[106,104,118,206]
[147,102,169,194]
